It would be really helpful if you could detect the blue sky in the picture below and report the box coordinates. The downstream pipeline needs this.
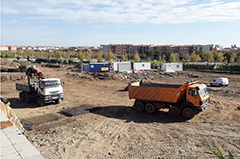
[1,0,240,47]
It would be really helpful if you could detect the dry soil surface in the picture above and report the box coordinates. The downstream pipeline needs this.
[1,65,240,159]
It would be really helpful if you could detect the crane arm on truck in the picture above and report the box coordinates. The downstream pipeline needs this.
[26,66,44,80]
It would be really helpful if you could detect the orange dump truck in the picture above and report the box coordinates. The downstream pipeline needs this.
[128,80,210,119]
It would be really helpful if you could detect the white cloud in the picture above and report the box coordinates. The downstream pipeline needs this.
[2,0,240,24]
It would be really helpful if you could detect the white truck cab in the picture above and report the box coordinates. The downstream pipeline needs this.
[37,78,64,104]
[210,78,229,87]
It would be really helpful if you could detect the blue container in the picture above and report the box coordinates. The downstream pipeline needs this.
[82,64,89,72]
[89,63,110,72]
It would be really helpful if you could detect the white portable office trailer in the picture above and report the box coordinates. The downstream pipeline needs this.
[133,62,151,70]
[161,63,183,72]
[112,62,132,72]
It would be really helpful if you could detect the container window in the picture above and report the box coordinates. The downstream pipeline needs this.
[177,65,179,68]
[142,64,145,67]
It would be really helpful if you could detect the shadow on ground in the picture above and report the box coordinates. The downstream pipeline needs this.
[8,98,58,109]
[58,105,187,123]
[86,105,187,123]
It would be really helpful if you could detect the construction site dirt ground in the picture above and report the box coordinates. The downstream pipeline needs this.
[1,65,240,159]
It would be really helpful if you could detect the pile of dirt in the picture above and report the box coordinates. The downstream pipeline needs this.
[0,97,25,133]
[0,58,20,68]
[66,73,95,81]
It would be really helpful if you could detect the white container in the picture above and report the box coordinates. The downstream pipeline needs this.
[161,63,183,72]
[112,62,132,72]
[133,62,151,70]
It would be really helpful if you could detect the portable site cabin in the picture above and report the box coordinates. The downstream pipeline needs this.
[161,63,183,72]
[89,63,110,72]
[112,62,132,72]
[81,64,89,72]
[133,62,151,70]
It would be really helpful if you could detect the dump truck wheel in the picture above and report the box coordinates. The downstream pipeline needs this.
[19,92,24,101]
[37,97,44,106]
[54,99,60,104]
[183,108,195,119]
[134,102,144,112]
[24,93,30,103]
[145,103,155,114]
[169,106,179,116]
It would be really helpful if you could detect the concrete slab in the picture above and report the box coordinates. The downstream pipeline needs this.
[0,112,44,159]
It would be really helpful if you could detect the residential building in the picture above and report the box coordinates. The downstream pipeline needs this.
[0,46,9,51]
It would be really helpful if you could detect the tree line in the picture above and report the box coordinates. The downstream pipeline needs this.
[1,49,240,64]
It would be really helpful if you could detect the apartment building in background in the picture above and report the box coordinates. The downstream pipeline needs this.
[101,43,218,60]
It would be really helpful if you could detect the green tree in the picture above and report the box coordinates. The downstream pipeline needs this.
[134,53,140,62]
[169,53,175,62]
[223,51,235,63]
[212,52,219,61]
[96,50,103,61]
[190,52,200,62]
[237,51,240,65]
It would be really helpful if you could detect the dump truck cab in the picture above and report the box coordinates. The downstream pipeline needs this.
[36,78,64,105]
[185,83,210,114]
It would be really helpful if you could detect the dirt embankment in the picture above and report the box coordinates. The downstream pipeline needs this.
[1,66,240,159]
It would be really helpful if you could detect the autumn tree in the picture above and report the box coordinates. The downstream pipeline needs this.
[77,51,85,61]
[217,53,224,62]
[85,50,93,60]
[104,52,117,61]
[184,53,190,62]
[190,52,200,62]
[54,51,61,59]
[122,54,128,61]
[207,52,214,62]
[169,53,175,62]
[174,53,179,62]
[22,50,28,58]
[134,53,140,62]
[96,50,103,61]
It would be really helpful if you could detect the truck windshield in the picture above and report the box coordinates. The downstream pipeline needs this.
[199,87,208,98]
[44,80,60,88]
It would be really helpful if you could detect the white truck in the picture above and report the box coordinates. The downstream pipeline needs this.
[16,78,64,106]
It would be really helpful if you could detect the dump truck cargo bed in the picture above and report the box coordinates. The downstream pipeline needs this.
[128,81,189,103]
[16,83,36,92]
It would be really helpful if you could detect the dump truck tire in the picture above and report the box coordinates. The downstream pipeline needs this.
[19,92,24,101]
[134,101,144,112]
[169,106,179,116]
[24,93,30,103]
[37,97,44,106]
[54,99,60,104]
[145,103,155,114]
[183,108,195,119]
